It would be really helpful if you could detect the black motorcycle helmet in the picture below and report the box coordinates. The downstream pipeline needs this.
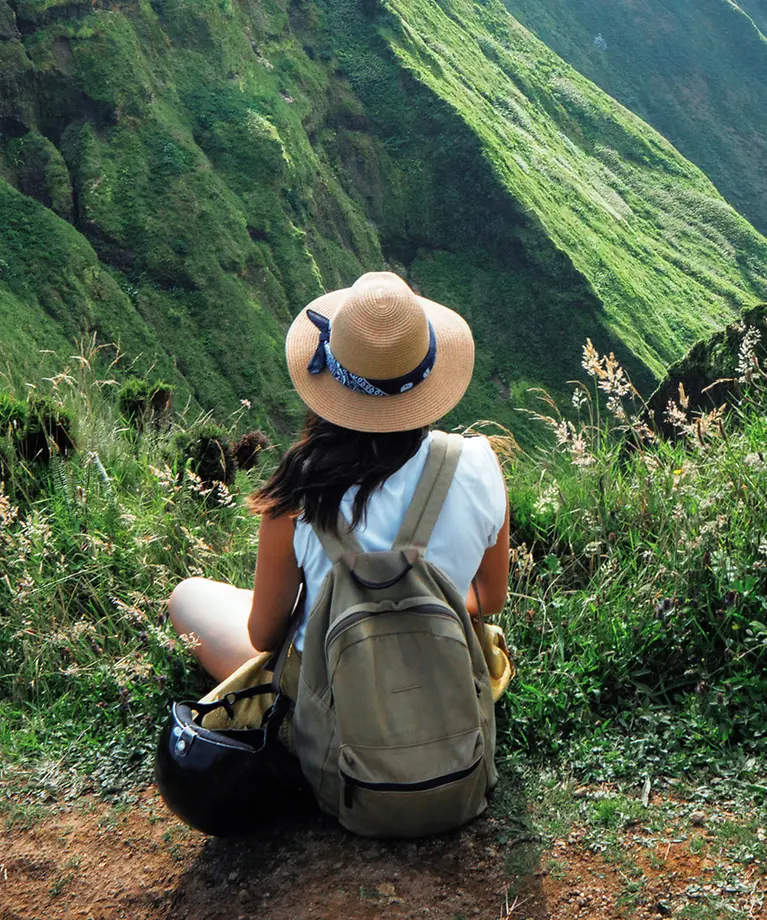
[155,687,308,836]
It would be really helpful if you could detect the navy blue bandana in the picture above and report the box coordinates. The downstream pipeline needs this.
[306,309,436,397]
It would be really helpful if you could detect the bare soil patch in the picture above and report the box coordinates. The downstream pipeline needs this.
[1,786,764,920]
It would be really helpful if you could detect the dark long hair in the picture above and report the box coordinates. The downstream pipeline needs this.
[250,413,428,533]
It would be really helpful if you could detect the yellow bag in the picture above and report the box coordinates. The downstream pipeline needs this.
[480,622,515,703]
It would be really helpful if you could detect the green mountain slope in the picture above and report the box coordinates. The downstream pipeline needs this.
[1,0,766,439]
[502,0,767,236]
[736,0,767,38]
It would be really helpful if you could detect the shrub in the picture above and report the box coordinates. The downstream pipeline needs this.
[172,423,237,487]
[17,396,75,462]
[118,378,176,433]
[0,354,257,791]
[501,332,767,764]
[233,429,270,470]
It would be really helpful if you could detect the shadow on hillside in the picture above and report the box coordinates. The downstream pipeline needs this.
[165,772,548,920]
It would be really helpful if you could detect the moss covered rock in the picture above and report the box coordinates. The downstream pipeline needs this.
[5,131,73,219]
[173,423,237,487]
[19,395,76,461]
[648,304,767,434]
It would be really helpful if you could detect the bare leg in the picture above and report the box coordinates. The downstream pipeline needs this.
[168,577,262,683]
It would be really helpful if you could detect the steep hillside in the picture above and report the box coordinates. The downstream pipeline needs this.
[1,0,767,439]
[503,0,767,235]
[736,0,767,38]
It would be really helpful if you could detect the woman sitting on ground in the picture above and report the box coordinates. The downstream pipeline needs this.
[168,271,509,689]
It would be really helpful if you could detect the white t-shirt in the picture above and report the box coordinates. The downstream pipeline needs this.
[292,432,506,652]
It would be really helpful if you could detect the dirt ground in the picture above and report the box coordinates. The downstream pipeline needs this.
[1,784,765,920]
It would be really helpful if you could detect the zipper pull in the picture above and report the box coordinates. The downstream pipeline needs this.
[344,778,355,809]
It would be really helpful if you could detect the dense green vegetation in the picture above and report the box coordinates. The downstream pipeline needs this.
[504,326,767,767]
[3,324,767,790]
[503,0,767,235]
[648,303,767,433]
[1,0,767,445]
[738,0,767,36]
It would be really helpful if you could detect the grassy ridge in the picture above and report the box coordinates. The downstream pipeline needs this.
[502,0,767,235]
[737,0,767,37]
[374,0,767,375]
[1,0,767,445]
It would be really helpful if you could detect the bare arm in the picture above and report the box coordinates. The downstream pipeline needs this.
[465,495,510,617]
[248,511,303,652]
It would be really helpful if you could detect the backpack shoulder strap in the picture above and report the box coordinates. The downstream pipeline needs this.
[312,512,363,567]
[393,431,463,552]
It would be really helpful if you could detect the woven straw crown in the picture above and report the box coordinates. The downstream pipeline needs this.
[331,275,431,379]
[286,271,475,433]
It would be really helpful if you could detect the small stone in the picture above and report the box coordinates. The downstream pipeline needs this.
[690,811,706,827]
[238,889,249,903]
[228,872,239,884]
[573,786,589,799]
[656,902,672,917]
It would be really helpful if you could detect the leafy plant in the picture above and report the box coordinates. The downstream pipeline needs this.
[117,378,175,434]
[171,423,237,487]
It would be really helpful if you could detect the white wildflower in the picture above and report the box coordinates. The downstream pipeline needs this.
[665,400,693,436]
[534,484,561,516]
[582,339,604,379]
[571,388,588,409]
[0,485,18,528]
[215,482,235,507]
[737,326,762,383]
[606,396,626,420]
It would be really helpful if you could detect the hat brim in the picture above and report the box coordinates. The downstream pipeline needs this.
[285,288,475,433]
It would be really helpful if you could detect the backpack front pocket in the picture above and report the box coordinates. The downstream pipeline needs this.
[337,730,486,838]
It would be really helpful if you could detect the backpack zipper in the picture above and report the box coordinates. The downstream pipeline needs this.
[341,757,483,809]
[325,603,461,656]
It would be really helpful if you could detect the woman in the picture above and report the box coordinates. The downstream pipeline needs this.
[168,270,510,706]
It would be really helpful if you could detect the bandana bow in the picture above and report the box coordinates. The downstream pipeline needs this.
[307,309,332,375]
[304,308,437,398]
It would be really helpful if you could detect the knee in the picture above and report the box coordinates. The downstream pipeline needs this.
[168,577,208,632]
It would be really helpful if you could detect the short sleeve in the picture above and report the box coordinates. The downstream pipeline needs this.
[477,436,507,547]
[458,435,507,548]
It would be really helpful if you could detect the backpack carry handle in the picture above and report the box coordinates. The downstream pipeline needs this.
[349,549,419,590]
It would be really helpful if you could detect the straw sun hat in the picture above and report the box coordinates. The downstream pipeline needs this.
[285,272,475,433]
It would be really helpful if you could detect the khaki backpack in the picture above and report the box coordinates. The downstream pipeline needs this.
[289,431,498,838]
